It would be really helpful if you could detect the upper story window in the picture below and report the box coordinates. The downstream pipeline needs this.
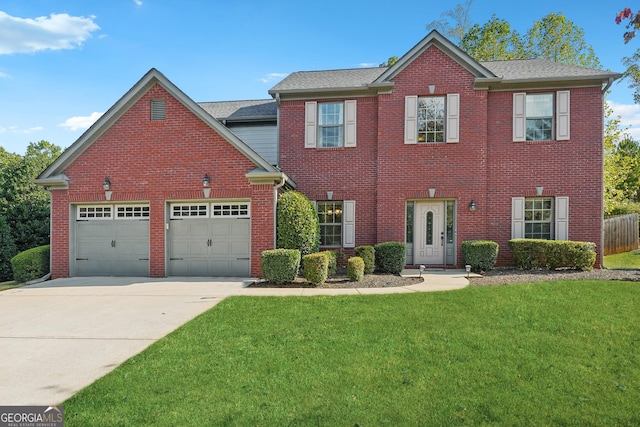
[513,91,570,142]
[304,100,357,148]
[318,102,344,147]
[418,96,445,143]
[405,94,459,144]
[525,94,553,141]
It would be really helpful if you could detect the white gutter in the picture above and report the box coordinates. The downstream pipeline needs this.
[273,173,286,248]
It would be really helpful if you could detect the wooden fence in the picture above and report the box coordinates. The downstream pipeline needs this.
[604,213,640,255]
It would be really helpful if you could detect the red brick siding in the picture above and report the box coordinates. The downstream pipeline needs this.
[278,44,604,267]
[50,83,274,278]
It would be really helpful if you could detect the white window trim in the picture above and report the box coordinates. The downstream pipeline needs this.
[404,94,459,144]
[511,196,569,240]
[513,91,570,142]
[170,203,209,219]
[305,100,357,148]
[115,204,150,220]
[76,205,113,220]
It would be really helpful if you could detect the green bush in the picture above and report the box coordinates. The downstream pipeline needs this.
[0,216,18,281]
[303,253,329,286]
[347,257,365,282]
[320,251,337,276]
[509,239,596,271]
[277,191,320,256]
[374,242,406,274]
[355,245,375,274]
[261,249,301,285]
[11,245,50,283]
[461,240,499,273]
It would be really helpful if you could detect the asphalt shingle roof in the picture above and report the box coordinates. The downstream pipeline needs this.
[198,99,276,120]
[269,60,617,93]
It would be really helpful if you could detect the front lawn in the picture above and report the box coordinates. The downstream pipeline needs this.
[64,281,640,426]
[604,250,640,269]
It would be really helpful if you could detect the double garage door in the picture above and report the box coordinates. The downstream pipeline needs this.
[73,202,250,277]
[168,202,250,277]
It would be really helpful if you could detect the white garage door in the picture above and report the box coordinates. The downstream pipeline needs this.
[169,202,250,276]
[74,205,150,276]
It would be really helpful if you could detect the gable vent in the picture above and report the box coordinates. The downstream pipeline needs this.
[151,99,166,121]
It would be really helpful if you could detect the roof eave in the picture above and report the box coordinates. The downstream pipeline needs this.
[476,74,624,91]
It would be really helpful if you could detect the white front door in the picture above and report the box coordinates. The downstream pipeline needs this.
[414,202,444,265]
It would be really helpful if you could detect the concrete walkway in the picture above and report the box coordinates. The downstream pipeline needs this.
[0,270,470,406]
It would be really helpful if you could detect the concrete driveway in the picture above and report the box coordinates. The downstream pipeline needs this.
[0,272,469,406]
[0,277,250,406]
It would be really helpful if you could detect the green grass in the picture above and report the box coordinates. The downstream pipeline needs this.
[604,250,640,269]
[0,280,21,292]
[64,281,640,426]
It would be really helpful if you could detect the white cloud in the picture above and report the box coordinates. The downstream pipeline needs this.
[608,100,640,141]
[133,0,143,6]
[59,112,103,131]
[0,11,100,55]
[359,62,377,68]
[0,71,10,78]
[260,73,287,83]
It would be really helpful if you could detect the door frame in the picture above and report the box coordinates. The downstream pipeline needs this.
[406,199,457,267]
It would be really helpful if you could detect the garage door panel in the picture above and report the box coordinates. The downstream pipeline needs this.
[169,206,250,276]
[74,205,149,277]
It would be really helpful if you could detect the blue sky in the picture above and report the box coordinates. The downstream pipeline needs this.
[1,0,639,154]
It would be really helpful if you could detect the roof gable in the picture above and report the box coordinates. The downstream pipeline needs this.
[37,69,282,186]
[374,30,496,83]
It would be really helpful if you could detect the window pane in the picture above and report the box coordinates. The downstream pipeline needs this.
[318,102,344,147]
[526,94,553,117]
[318,201,343,247]
[524,197,553,240]
[417,96,445,143]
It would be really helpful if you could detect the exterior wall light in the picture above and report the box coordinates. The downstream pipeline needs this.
[202,174,211,198]
[469,200,477,211]
[102,177,111,191]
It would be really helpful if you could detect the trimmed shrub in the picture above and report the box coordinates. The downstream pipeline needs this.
[0,216,18,281]
[261,249,301,285]
[11,245,50,283]
[509,239,596,271]
[303,252,329,286]
[347,256,365,282]
[462,240,499,273]
[374,242,406,274]
[355,245,375,274]
[320,251,337,276]
[277,191,320,256]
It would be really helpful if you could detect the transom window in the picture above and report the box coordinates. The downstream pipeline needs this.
[170,203,250,219]
[317,201,343,246]
[77,205,112,220]
[318,102,344,148]
[418,96,445,143]
[524,198,553,239]
[211,203,250,218]
[526,94,553,141]
[116,205,150,219]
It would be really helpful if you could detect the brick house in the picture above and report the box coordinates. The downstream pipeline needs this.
[37,31,620,278]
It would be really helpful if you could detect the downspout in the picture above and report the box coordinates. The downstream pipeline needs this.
[26,188,52,285]
[273,173,286,248]
[602,77,614,93]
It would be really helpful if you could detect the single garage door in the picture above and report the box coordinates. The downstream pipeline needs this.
[74,204,150,276]
[169,202,250,276]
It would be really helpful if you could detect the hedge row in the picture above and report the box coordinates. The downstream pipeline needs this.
[509,239,596,271]
[11,245,50,283]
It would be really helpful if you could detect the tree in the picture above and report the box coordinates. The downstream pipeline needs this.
[426,0,474,45]
[460,15,524,61]
[379,56,399,67]
[0,216,17,281]
[603,102,635,215]
[615,8,640,43]
[0,140,62,252]
[524,13,601,69]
